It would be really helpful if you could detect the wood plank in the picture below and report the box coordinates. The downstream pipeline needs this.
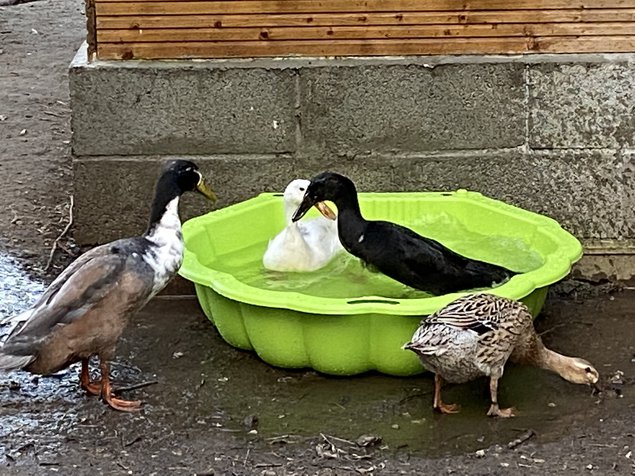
[86,0,97,57]
[96,9,635,29]
[97,23,635,42]
[96,36,635,59]
[535,34,635,50]
[97,37,536,58]
[94,1,635,16]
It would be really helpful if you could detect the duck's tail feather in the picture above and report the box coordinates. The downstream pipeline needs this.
[0,309,33,326]
[0,351,35,371]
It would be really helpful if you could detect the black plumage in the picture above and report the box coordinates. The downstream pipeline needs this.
[292,172,515,296]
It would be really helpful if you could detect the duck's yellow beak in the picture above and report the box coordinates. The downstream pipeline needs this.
[196,177,218,202]
[315,201,336,220]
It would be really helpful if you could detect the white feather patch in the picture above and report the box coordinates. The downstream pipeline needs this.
[143,197,184,295]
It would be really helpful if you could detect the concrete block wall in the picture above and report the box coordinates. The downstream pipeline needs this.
[69,45,635,278]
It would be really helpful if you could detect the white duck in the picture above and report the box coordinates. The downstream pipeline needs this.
[263,179,343,272]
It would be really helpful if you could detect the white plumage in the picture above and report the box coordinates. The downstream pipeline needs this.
[263,179,343,272]
[143,197,185,294]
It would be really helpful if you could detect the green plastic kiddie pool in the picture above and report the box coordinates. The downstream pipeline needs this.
[179,190,582,376]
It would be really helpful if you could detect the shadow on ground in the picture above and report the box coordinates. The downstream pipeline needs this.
[1,287,633,475]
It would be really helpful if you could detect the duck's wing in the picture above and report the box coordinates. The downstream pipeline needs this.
[424,293,511,334]
[383,223,514,292]
[427,294,533,370]
[0,249,100,327]
[4,241,150,344]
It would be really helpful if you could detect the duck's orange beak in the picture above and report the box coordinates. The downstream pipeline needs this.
[315,201,336,220]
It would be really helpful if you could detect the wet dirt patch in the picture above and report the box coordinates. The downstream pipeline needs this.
[1,287,633,475]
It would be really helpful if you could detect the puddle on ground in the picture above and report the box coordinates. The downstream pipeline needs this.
[1,260,633,467]
[0,252,80,464]
[0,252,44,320]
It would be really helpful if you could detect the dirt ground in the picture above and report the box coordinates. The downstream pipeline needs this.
[0,1,634,475]
[0,0,79,276]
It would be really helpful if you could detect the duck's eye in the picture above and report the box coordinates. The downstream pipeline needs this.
[299,187,305,192]
[585,367,592,373]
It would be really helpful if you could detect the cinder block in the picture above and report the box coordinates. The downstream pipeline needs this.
[73,149,627,244]
[69,60,298,156]
[624,150,635,236]
[294,149,626,240]
[529,63,635,148]
[73,155,300,244]
[298,63,526,156]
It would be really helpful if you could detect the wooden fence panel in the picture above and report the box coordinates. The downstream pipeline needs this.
[90,0,635,59]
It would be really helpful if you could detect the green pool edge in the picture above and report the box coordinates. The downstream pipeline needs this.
[194,283,550,377]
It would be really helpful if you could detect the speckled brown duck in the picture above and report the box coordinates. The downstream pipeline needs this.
[0,160,216,412]
[404,293,599,417]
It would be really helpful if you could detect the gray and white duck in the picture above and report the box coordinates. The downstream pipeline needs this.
[0,159,216,412]
[404,293,599,417]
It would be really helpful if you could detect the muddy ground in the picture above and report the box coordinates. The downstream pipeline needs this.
[0,1,634,475]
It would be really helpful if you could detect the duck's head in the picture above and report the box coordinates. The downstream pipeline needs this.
[560,357,600,386]
[284,179,336,220]
[292,172,354,222]
[284,179,312,206]
[160,159,217,202]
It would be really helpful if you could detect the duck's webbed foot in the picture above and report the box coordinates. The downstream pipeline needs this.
[435,402,461,414]
[433,374,461,414]
[103,393,143,412]
[487,403,515,418]
[99,360,142,412]
[79,359,101,396]
[487,376,515,418]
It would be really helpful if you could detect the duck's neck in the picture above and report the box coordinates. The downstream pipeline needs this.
[143,196,184,295]
[528,341,580,383]
[145,173,183,231]
[285,200,301,226]
[144,196,182,243]
[333,192,366,241]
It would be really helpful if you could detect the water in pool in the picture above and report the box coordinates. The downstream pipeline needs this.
[207,213,544,300]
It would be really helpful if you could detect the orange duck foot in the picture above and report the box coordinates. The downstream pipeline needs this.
[81,380,102,396]
[80,359,101,396]
[102,393,142,412]
[97,360,143,412]
[434,402,461,414]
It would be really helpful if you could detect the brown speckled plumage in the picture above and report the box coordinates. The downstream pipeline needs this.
[405,293,599,417]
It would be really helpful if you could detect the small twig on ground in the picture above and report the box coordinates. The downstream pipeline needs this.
[123,435,143,448]
[322,434,355,446]
[10,207,19,225]
[507,429,536,449]
[42,110,64,118]
[537,323,568,337]
[266,434,301,444]
[44,195,74,271]
[115,380,158,393]
[0,0,43,5]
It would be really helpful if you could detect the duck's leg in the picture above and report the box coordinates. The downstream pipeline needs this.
[98,359,142,412]
[433,374,460,414]
[486,376,515,418]
[79,358,101,396]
